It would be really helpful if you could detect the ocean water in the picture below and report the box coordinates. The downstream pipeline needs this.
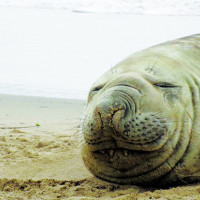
[0,3,199,100]
[0,0,199,15]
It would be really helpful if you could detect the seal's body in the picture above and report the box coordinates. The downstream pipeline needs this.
[81,34,200,186]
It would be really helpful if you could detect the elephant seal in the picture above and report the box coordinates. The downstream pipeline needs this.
[81,34,200,186]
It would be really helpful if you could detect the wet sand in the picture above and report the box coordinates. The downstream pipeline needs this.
[1,94,200,199]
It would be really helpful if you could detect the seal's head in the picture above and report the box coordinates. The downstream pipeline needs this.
[81,47,193,186]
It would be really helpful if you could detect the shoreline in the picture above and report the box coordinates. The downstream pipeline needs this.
[0,92,86,101]
[0,5,199,16]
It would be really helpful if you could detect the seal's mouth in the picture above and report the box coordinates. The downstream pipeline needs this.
[86,131,168,166]
[91,147,143,171]
[93,147,134,159]
[83,144,159,173]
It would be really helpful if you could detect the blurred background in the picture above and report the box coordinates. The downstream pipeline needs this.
[0,0,199,99]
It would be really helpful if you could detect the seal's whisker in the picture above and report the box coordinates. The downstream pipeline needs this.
[79,112,89,117]
[151,111,162,116]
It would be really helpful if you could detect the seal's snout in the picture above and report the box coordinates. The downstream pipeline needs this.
[93,99,126,136]
[82,94,128,144]
[95,100,125,126]
[111,109,125,130]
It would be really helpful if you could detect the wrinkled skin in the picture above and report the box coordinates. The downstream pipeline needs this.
[81,34,200,186]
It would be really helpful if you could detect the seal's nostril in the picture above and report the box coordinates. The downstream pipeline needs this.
[112,109,125,121]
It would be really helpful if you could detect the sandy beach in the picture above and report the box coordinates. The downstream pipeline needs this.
[0,94,199,199]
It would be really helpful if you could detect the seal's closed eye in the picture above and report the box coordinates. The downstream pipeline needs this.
[92,86,103,92]
[153,82,179,88]
[88,85,105,101]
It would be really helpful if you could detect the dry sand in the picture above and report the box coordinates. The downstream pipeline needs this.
[0,94,200,200]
